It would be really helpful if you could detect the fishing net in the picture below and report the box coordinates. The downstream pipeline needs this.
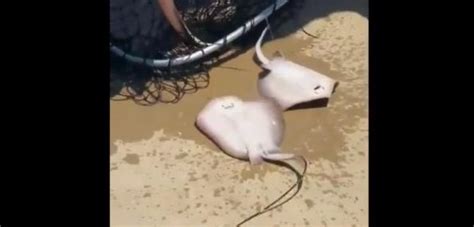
[110,0,302,105]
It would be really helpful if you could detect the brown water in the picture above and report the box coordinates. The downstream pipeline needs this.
[111,37,351,161]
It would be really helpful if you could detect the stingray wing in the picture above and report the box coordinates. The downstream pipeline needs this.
[196,99,248,159]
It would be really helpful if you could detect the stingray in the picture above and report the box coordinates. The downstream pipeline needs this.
[195,96,307,226]
[255,26,339,110]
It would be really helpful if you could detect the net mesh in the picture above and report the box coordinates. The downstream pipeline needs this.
[110,0,301,105]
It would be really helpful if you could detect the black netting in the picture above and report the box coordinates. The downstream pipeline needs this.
[110,0,301,105]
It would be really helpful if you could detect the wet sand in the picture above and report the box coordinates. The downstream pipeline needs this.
[111,1,368,226]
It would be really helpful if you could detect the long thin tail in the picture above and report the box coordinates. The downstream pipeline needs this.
[255,26,270,67]
[237,154,307,226]
[261,152,295,161]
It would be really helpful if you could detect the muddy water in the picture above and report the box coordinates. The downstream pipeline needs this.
[111,37,347,161]
[111,5,368,226]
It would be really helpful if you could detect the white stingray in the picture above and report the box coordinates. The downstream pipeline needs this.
[255,26,339,110]
[196,96,297,165]
[195,96,307,225]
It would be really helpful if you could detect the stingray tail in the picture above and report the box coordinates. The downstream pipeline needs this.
[262,153,307,175]
[262,152,295,161]
[237,153,308,226]
[255,26,271,68]
[262,152,308,181]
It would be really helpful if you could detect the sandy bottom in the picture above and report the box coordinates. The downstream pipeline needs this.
[110,0,368,226]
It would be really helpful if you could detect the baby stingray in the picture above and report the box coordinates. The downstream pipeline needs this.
[195,96,307,226]
[255,25,339,110]
[197,96,291,165]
